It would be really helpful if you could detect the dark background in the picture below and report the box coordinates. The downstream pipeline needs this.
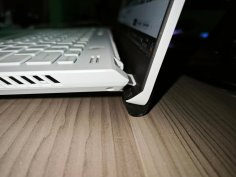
[0,0,122,27]
[0,0,232,28]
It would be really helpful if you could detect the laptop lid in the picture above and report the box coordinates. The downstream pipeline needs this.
[114,0,185,116]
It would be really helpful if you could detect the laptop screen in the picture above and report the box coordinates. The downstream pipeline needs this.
[115,0,173,89]
[118,0,170,38]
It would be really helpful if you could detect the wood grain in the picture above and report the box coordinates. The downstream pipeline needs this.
[0,76,235,177]
[129,77,236,177]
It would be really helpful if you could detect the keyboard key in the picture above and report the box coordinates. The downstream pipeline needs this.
[2,47,24,52]
[51,44,70,49]
[69,47,83,51]
[14,43,33,48]
[0,52,12,59]
[26,52,61,65]
[38,40,56,45]
[73,44,86,48]
[20,42,37,45]
[0,45,8,50]
[75,41,87,45]
[0,55,31,66]
[80,38,89,42]
[16,50,41,56]
[57,39,75,45]
[3,40,18,45]
[44,47,67,53]
[27,45,50,50]
[57,56,77,64]
[64,50,80,57]
[57,42,73,45]
[38,41,56,44]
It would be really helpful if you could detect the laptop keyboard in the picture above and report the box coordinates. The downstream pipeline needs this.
[0,29,95,66]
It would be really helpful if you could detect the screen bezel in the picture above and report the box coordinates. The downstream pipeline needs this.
[113,0,185,115]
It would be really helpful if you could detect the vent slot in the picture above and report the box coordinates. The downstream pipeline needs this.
[9,76,23,85]
[0,75,61,87]
[45,75,60,83]
[0,77,12,85]
[33,75,44,81]
[21,76,35,84]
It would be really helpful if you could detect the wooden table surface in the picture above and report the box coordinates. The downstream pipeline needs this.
[0,76,235,177]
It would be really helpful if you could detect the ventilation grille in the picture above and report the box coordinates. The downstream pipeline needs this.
[0,75,61,88]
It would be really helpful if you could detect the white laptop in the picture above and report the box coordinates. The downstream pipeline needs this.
[0,0,185,116]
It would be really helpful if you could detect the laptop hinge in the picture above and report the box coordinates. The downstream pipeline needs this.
[127,74,136,86]
[113,57,124,70]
